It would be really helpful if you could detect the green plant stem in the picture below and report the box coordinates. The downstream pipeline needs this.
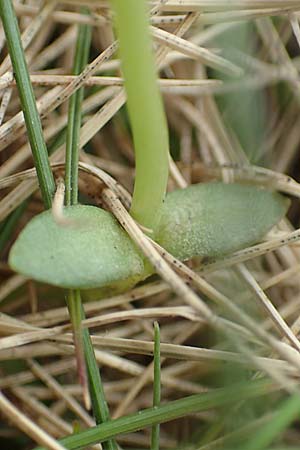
[63,13,116,450]
[33,379,271,450]
[81,317,111,424]
[65,11,91,206]
[66,291,89,409]
[64,9,91,413]
[151,322,161,450]
[111,0,169,231]
[0,0,55,209]
[81,306,117,450]
[69,297,117,450]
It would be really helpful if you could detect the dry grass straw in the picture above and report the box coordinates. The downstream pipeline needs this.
[2,1,300,449]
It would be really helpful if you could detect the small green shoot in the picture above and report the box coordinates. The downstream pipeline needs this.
[6,0,289,293]
[2,2,300,450]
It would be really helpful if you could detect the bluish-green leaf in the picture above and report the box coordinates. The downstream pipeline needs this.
[9,183,289,290]
[156,183,289,261]
[9,205,145,290]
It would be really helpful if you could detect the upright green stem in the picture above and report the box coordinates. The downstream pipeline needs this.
[64,10,92,413]
[64,12,117,450]
[0,0,55,209]
[81,318,117,450]
[65,17,91,206]
[112,0,169,231]
[67,290,90,410]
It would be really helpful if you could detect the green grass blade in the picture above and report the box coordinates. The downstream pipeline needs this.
[0,0,55,209]
[151,322,161,450]
[65,8,92,206]
[242,394,300,450]
[82,308,118,450]
[63,13,117,450]
[33,379,271,450]
[66,290,90,411]
[111,0,169,231]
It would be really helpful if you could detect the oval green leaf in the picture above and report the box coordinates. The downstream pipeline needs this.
[156,182,290,261]
[9,205,145,290]
[9,183,290,290]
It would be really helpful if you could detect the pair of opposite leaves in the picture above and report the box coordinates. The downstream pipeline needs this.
[9,182,290,294]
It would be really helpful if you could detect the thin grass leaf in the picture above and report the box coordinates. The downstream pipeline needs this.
[0,0,55,209]
[62,11,117,450]
[33,379,271,450]
[66,290,90,411]
[65,8,91,207]
[151,322,161,450]
[82,320,117,450]
[63,7,92,413]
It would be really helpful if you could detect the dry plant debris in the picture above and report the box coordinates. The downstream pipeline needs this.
[2,1,300,449]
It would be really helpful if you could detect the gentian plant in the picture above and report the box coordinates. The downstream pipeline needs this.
[7,1,289,292]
